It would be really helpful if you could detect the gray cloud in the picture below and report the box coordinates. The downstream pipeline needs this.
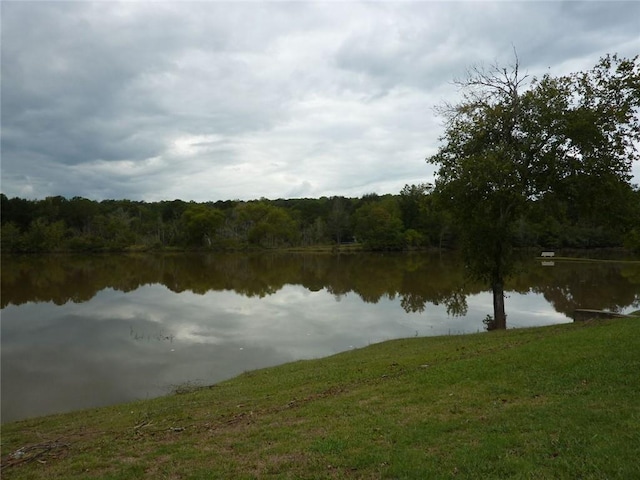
[2,1,639,201]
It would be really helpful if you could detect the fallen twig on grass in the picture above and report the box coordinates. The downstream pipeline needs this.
[1,440,70,470]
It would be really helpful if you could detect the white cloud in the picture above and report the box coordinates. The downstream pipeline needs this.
[2,1,638,201]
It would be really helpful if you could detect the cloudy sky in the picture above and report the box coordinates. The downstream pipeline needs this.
[2,1,639,202]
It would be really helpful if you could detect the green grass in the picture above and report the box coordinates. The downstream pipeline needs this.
[2,318,639,479]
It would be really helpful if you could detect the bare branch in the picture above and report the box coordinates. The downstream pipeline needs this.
[453,50,530,106]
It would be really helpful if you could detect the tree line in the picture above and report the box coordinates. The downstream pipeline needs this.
[1,183,638,254]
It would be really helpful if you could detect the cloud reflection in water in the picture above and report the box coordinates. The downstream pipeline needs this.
[2,283,564,423]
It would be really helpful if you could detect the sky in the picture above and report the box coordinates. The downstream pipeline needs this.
[2,1,639,202]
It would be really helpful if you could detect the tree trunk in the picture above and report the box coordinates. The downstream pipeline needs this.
[491,280,507,330]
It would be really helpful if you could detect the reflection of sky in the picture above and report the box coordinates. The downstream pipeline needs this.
[1,284,569,423]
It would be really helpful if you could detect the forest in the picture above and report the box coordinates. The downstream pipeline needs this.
[2,183,639,253]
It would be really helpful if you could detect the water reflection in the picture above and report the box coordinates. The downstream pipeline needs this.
[1,252,638,423]
[4,252,639,315]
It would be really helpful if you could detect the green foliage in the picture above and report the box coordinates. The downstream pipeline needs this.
[25,218,67,252]
[326,196,353,244]
[624,227,640,254]
[399,183,451,247]
[1,188,636,253]
[248,203,299,248]
[227,201,299,248]
[0,222,23,252]
[428,53,640,327]
[399,183,431,230]
[181,204,225,247]
[403,228,424,247]
[354,197,404,250]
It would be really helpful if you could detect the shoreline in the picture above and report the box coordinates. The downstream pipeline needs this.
[2,318,639,478]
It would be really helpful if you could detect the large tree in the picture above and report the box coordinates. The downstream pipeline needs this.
[428,53,640,329]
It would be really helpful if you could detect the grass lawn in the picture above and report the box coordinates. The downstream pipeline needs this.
[2,317,639,479]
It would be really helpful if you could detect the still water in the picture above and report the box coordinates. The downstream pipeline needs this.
[1,252,639,423]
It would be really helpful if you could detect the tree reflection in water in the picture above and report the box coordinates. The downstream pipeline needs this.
[2,252,638,319]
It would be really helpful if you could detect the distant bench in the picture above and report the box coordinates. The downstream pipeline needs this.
[541,251,555,257]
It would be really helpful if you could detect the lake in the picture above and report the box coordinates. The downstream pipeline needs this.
[1,251,639,423]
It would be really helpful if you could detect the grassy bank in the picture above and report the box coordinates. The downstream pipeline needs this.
[2,318,639,479]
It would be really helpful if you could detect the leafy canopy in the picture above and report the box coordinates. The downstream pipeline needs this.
[427,53,640,327]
